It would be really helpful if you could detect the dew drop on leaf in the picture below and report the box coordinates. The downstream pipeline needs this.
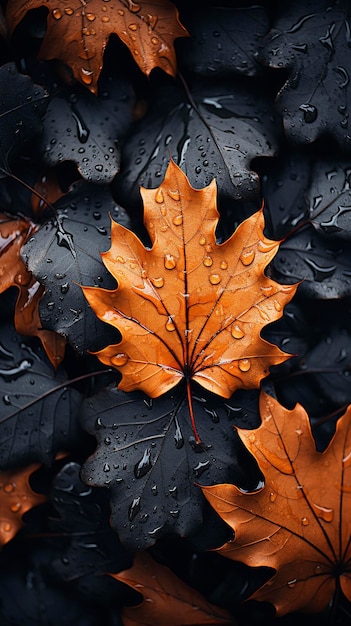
[164,254,176,270]
[203,256,213,267]
[240,249,255,265]
[239,358,251,372]
[134,448,152,478]
[111,353,129,367]
[155,188,164,203]
[129,496,141,521]
[231,325,244,339]
[209,274,221,285]
[151,277,164,288]
[52,8,62,19]
[172,215,183,226]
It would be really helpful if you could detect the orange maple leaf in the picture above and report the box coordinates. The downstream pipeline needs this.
[0,213,65,367]
[6,0,189,93]
[82,160,297,441]
[202,391,351,616]
[112,551,234,625]
[0,463,46,546]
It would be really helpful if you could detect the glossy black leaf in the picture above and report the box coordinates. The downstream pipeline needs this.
[22,181,130,353]
[42,77,134,184]
[114,79,280,210]
[308,160,351,239]
[0,322,82,469]
[80,385,260,551]
[48,462,133,603]
[179,6,269,77]
[260,0,351,147]
[273,225,351,298]
[262,150,310,239]
[0,62,49,176]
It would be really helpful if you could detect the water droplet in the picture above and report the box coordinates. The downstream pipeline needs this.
[52,8,62,19]
[155,188,164,203]
[193,460,210,477]
[111,353,129,367]
[79,67,94,85]
[301,516,309,526]
[209,274,221,285]
[220,261,228,270]
[101,15,110,22]
[231,325,244,339]
[299,103,318,123]
[128,0,141,12]
[168,189,180,201]
[174,418,184,448]
[239,359,251,372]
[3,394,11,405]
[269,491,276,502]
[4,483,14,493]
[199,235,206,246]
[312,503,334,522]
[274,300,282,312]
[3,523,11,532]
[203,256,213,267]
[151,277,164,288]
[64,7,74,15]
[166,317,175,332]
[240,249,255,265]
[103,463,110,472]
[164,254,176,270]
[287,578,297,588]
[118,9,124,15]
[61,556,69,565]
[258,240,277,253]
[134,448,152,478]
[71,108,90,143]
[10,502,21,512]
[169,486,177,498]
[129,496,141,521]
[86,12,95,21]
[151,484,158,495]
[173,214,183,226]
[128,22,138,31]
[104,437,111,446]
[61,282,69,294]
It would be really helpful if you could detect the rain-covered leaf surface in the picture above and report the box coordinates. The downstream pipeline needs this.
[178,6,269,77]
[48,462,133,602]
[262,151,310,239]
[0,62,49,176]
[114,80,280,210]
[42,77,134,184]
[0,463,46,546]
[273,225,351,298]
[80,385,260,550]
[0,322,82,469]
[0,542,103,626]
[308,160,351,239]
[260,0,351,148]
[22,182,130,353]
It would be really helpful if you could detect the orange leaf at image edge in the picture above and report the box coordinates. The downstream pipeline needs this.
[202,392,351,616]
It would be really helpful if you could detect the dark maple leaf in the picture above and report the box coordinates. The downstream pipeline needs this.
[41,77,134,184]
[112,551,234,625]
[0,62,49,176]
[114,80,280,208]
[203,391,351,616]
[0,322,82,468]
[260,0,351,148]
[0,212,66,367]
[6,0,189,93]
[22,181,130,353]
[0,463,46,546]
[80,385,260,549]
[178,6,269,78]
[83,160,297,443]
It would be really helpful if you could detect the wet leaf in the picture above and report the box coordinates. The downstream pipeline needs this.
[114,81,280,208]
[308,160,351,239]
[262,150,310,239]
[203,391,351,616]
[113,551,234,625]
[22,181,130,353]
[0,62,49,176]
[273,225,351,298]
[42,78,134,184]
[0,463,45,546]
[260,0,351,148]
[0,212,66,367]
[80,385,260,549]
[0,322,82,468]
[84,160,296,403]
[7,0,189,93]
[179,6,269,78]
[48,462,132,601]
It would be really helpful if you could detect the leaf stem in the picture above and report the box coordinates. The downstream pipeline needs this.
[186,379,201,444]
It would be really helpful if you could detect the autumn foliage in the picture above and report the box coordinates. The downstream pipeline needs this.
[1,0,351,624]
